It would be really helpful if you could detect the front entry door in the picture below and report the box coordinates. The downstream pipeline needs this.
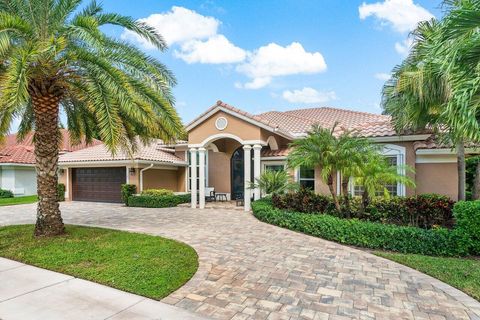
[230,147,254,200]
[231,148,244,199]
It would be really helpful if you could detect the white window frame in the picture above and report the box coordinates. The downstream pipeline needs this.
[350,144,406,197]
[187,151,208,191]
[262,161,286,173]
[297,166,315,190]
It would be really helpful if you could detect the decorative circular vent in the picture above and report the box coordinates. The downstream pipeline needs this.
[215,117,228,130]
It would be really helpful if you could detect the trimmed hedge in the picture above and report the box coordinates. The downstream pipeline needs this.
[252,199,472,256]
[141,189,174,196]
[454,201,480,255]
[121,184,137,205]
[0,188,13,199]
[127,194,191,208]
[272,190,455,229]
[57,184,65,202]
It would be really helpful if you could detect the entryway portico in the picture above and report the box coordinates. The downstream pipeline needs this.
[185,101,293,211]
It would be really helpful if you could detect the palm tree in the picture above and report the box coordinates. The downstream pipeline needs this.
[250,169,298,196]
[382,19,469,200]
[0,0,184,236]
[355,153,415,210]
[287,123,372,212]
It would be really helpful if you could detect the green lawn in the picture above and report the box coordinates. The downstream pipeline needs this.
[0,225,198,300]
[0,195,37,206]
[376,251,480,301]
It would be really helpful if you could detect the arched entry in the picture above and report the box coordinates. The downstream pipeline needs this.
[230,147,253,200]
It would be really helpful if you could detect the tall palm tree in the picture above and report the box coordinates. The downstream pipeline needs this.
[382,19,469,200]
[0,0,184,236]
[287,123,372,212]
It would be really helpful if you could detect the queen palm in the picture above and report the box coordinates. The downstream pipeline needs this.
[0,0,184,236]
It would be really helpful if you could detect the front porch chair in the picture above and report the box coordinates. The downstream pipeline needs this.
[205,187,216,202]
[234,192,244,206]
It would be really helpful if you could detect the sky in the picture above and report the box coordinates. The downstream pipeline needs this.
[50,1,448,127]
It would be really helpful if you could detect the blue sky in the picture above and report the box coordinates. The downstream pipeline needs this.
[102,0,442,124]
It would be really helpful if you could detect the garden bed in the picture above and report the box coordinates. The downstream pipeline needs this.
[252,198,479,257]
[0,225,198,300]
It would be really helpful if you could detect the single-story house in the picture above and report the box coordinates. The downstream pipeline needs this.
[57,100,475,208]
[0,130,100,196]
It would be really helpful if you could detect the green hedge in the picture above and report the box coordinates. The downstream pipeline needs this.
[252,199,472,257]
[0,188,13,199]
[454,201,480,255]
[127,194,191,208]
[141,189,174,196]
[121,184,137,205]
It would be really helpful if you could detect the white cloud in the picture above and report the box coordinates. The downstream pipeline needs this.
[395,37,414,56]
[236,42,327,90]
[121,6,220,48]
[282,87,336,104]
[374,72,391,81]
[175,35,246,64]
[359,0,434,33]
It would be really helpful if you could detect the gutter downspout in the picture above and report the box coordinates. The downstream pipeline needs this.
[139,164,154,192]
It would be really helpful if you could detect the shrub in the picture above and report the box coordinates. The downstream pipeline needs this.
[141,189,174,196]
[272,191,454,229]
[121,184,137,205]
[57,184,66,202]
[252,199,470,256]
[0,188,13,198]
[454,201,480,255]
[128,193,190,208]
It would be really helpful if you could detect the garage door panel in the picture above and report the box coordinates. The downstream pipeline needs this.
[72,167,126,203]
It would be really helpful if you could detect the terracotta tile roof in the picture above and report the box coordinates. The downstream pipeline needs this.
[0,129,102,165]
[257,107,393,137]
[261,147,291,157]
[350,120,397,138]
[59,140,186,165]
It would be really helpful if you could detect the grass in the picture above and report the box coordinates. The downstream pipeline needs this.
[0,195,37,206]
[375,251,480,301]
[0,225,198,300]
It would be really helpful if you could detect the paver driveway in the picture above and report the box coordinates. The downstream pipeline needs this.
[1,202,480,320]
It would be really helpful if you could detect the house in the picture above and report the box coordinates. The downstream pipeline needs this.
[0,130,101,196]
[57,100,472,207]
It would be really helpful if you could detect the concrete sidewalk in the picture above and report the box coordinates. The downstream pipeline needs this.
[0,258,210,320]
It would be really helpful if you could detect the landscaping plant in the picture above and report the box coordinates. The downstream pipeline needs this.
[121,184,137,205]
[249,169,298,196]
[141,189,174,196]
[0,188,13,198]
[0,0,184,236]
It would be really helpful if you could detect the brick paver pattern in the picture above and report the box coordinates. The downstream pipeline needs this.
[1,202,480,320]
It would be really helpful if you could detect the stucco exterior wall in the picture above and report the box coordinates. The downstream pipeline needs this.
[314,166,337,195]
[208,150,231,193]
[188,111,263,144]
[0,166,37,196]
[143,168,179,192]
[416,162,458,200]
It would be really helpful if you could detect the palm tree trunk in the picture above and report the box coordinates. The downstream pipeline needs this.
[457,141,466,201]
[473,161,480,200]
[31,90,64,237]
[327,174,341,212]
[361,189,369,212]
[341,176,350,217]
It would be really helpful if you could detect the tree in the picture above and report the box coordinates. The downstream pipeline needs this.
[287,124,372,212]
[250,169,298,196]
[354,152,415,210]
[0,0,184,236]
[382,18,469,200]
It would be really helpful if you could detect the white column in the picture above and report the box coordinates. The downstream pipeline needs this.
[253,144,262,200]
[198,147,206,209]
[243,145,252,211]
[190,148,198,208]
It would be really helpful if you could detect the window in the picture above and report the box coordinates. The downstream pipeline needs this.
[353,155,399,197]
[298,166,315,190]
[187,151,208,191]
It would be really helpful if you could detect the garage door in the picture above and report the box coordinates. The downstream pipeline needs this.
[72,167,126,203]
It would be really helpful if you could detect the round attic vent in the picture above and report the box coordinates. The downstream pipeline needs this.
[215,117,228,130]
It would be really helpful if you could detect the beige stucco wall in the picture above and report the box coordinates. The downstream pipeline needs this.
[188,111,264,144]
[416,162,458,200]
[314,166,338,195]
[143,168,179,191]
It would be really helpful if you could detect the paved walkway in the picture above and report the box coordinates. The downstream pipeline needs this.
[1,202,480,320]
[0,257,208,320]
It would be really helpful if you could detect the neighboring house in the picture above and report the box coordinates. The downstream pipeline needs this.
[0,130,101,196]
[58,100,477,207]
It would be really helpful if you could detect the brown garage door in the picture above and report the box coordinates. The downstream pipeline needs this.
[72,167,126,203]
